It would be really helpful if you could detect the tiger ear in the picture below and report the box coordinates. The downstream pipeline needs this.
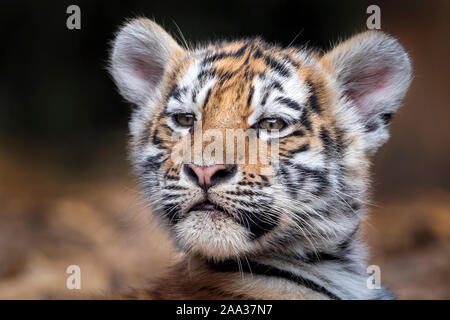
[109,18,184,107]
[321,31,412,153]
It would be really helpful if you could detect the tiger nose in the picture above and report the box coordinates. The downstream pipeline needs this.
[184,164,237,189]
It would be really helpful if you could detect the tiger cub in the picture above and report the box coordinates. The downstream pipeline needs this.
[109,18,412,299]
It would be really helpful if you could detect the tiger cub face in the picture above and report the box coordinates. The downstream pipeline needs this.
[109,19,411,261]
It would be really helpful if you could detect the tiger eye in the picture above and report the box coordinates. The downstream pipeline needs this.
[174,113,196,127]
[258,118,286,131]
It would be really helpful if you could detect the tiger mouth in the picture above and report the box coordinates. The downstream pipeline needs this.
[188,200,226,214]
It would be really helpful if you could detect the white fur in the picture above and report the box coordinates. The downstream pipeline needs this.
[109,19,182,107]
[322,31,412,153]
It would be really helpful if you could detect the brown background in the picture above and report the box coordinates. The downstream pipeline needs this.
[0,0,448,299]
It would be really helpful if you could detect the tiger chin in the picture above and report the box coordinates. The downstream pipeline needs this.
[108,18,412,300]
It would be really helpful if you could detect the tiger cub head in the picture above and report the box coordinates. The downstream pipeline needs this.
[109,19,411,261]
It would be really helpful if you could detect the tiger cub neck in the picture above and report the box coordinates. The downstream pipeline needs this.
[146,226,393,300]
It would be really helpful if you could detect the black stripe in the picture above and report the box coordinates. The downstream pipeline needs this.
[334,127,347,155]
[243,69,255,80]
[293,164,329,194]
[202,87,212,108]
[319,127,335,158]
[261,90,270,106]
[282,53,301,68]
[291,129,305,137]
[201,43,249,65]
[168,85,188,103]
[365,121,379,132]
[226,189,259,196]
[259,174,268,182]
[302,251,350,264]
[237,181,254,186]
[338,227,359,252]
[234,204,279,239]
[152,129,163,146]
[381,113,393,125]
[299,109,312,131]
[197,68,214,82]
[142,153,164,173]
[263,54,290,77]
[306,80,321,114]
[270,81,284,92]
[289,143,310,154]
[208,259,341,300]
[165,185,187,190]
[168,84,181,102]
[247,85,254,108]
[252,48,263,59]
[234,43,249,57]
[275,96,301,111]
[218,70,239,82]
[191,88,198,103]
[162,203,180,224]
[202,52,230,64]
[279,162,296,197]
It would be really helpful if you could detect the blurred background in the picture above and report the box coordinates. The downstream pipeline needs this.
[0,0,448,299]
